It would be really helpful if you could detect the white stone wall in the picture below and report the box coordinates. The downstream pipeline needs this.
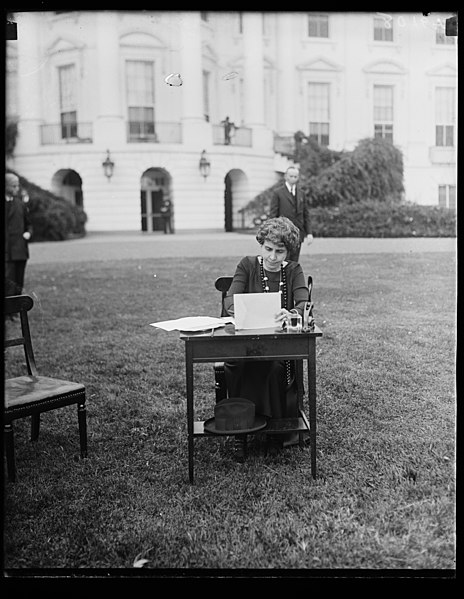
[6,10,457,231]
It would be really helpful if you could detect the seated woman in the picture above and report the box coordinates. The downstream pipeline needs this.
[223,216,310,460]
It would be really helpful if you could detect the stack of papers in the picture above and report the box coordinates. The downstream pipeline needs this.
[150,316,234,332]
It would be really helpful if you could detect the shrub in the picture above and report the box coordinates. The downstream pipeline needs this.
[238,136,450,237]
[6,170,87,241]
[239,195,455,237]
[301,137,404,207]
[351,137,404,202]
[5,120,18,159]
[247,136,405,214]
[309,199,456,238]
[243,182,280,228]
[294,132,344,178]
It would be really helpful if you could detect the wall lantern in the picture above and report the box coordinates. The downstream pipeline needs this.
[199,149,211,180]
[102,149,114,181]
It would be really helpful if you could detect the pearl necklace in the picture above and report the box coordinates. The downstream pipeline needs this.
[258,256,287,309]
[258,256,292,386]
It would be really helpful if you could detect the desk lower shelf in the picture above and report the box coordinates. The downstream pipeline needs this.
[194,416,309,436]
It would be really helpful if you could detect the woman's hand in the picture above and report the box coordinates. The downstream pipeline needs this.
[274,308,290,326]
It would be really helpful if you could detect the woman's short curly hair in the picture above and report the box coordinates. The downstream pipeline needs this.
[256,216,300,254]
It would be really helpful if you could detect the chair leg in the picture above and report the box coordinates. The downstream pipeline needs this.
[4,423,16,482]
[31,414,40,441]
[77,401,88,458]
[234,434,247,463]
[214,363,227,403]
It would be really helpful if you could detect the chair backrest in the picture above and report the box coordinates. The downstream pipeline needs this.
[215,276,233,317]
[214,275,313,317]
[4,295,38,376]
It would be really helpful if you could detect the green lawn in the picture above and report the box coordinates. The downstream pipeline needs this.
[3,251,456,574]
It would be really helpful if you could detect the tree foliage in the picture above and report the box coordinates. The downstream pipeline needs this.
[294,131,344,178]
[299,136,404,207]
[5,120,18,159]
[239,135,454,237]
[309,199,456,238]
[6,169,87,241]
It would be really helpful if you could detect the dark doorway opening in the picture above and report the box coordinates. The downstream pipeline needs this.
[224,173,233,232]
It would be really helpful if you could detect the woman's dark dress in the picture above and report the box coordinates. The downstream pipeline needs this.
[223,256,309,419]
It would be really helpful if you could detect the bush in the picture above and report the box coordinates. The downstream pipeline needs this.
[301,137,404,207]
[239,136,454,237]
[5,120,18,159]
[294,132,344,178]
[309,199,457,238]
[238,195,456,238]
[6,170,87,241]
[351,137,404,201]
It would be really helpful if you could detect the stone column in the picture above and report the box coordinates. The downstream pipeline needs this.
[179,12,210,146]
[15,12,43,152]
[94,11,125,147]
[276,13,295,137]
[242,12,265,127]
[242,12,271,149]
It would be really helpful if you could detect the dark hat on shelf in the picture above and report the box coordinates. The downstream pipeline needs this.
[203,397,267,435]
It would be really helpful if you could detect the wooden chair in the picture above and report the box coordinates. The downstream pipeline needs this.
[213,275,314,442]
[4,294,88,482]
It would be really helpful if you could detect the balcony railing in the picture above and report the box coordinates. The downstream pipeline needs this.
[127,122,182,143]
[273,134,295,157]
[41,123,93,144]
[429,146,456,165]
[213,124,252,147]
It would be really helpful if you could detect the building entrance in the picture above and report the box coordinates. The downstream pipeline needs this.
[140,168,172,232]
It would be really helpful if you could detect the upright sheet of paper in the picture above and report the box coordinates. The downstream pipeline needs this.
[234,292,281,330]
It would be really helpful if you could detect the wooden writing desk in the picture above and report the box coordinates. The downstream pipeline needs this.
[180,324,322,483]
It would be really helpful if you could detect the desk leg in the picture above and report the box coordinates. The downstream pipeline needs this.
[185,344,194,484]
[307,339,317,479]
[295,359,304,447]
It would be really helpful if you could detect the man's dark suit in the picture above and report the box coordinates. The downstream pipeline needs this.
[5,195,31,296]
[268,183,311,261]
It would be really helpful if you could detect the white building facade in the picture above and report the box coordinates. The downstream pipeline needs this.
[5,10,457,232]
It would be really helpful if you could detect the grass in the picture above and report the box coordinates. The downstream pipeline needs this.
[3,250,456,575]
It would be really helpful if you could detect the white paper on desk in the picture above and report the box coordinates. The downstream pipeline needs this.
[234,292,281,330]
[150,316,234,332]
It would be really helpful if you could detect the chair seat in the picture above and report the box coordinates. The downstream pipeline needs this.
[4,295,88,482]
[5,376,85,411]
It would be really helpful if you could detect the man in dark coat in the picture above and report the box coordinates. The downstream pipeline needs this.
[5,173,32,298]
[160,198,173,234]
[268,166,313,261]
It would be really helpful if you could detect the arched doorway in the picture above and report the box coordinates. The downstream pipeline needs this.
[51,169,83,208]
[224,174,233,232]
[224,169,248,232]
[140,168,173,233]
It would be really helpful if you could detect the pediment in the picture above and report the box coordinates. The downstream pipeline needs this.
[120,31,166,48]
[229,55,244,69]
[46,37,83,55]
[426,62,457,77]
[363,60,407,75]
[202,43,218,62]
[296,57,342,72]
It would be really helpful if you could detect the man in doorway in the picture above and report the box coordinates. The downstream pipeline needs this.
[268,166,313,262]
[160,198,173,234]
[5,172,32,300]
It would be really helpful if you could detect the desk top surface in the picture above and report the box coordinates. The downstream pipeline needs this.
[180,324,323,341]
